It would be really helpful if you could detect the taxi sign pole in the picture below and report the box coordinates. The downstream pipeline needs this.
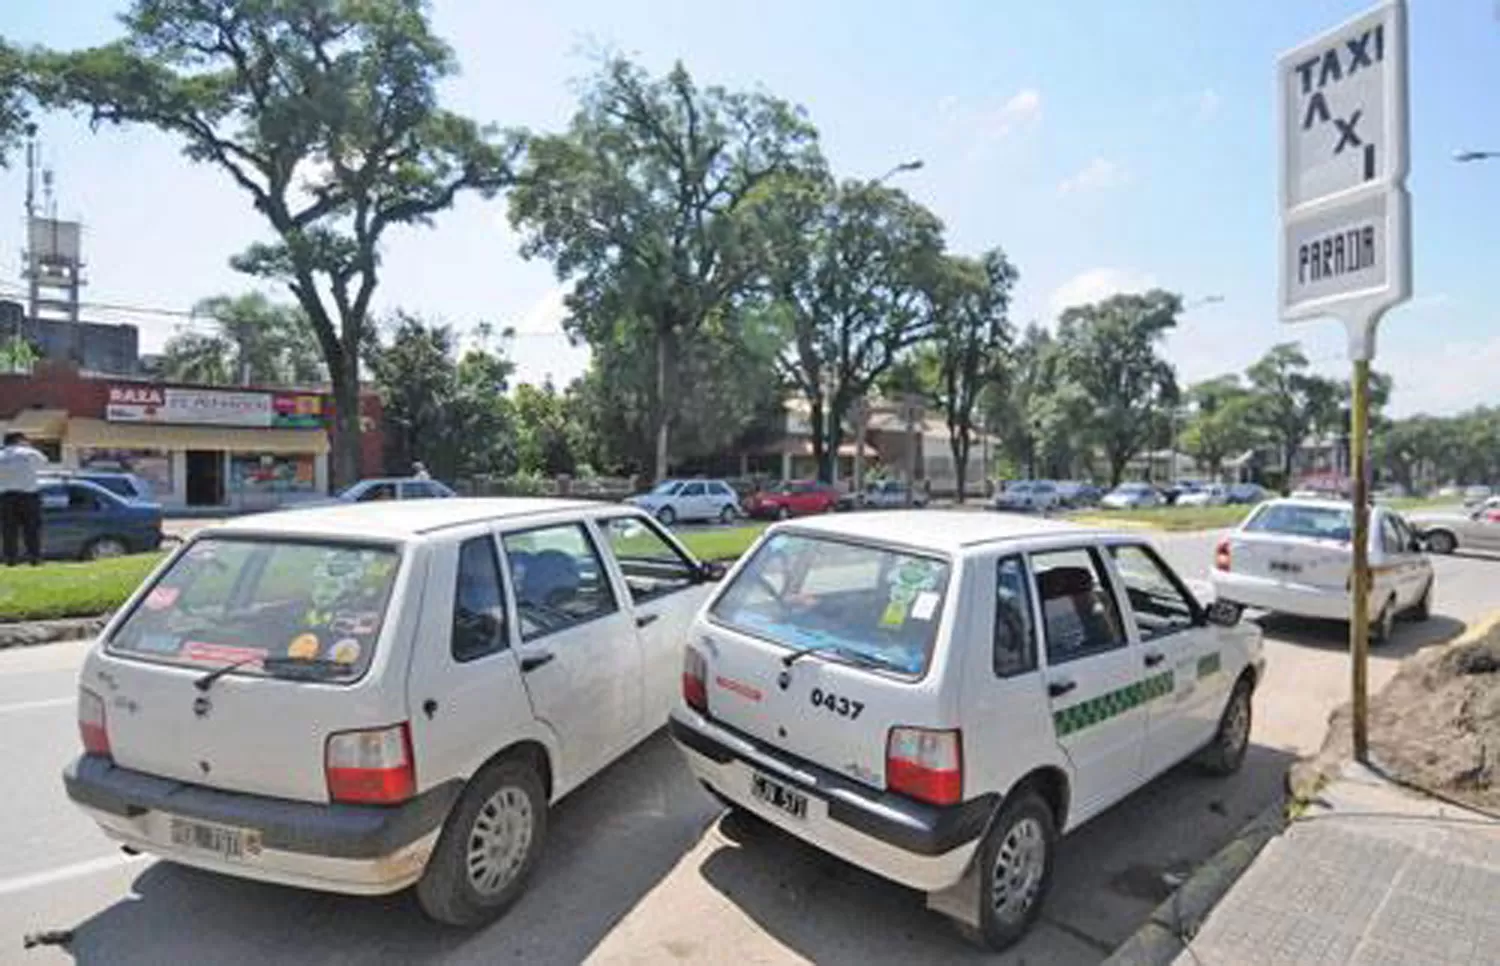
[1277,0,1410,764]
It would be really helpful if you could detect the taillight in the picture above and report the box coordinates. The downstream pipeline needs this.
[1214,538,1232,571]
[886,727,963,806]
[79,688,111,758]
[682,648,708,714]
[325,723,415,804]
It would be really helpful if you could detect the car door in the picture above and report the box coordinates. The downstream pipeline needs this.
[1105,543,1226,777]
[1030,546,1149,822]
[40,483,95,559]
[1380,514,1429,608]
[677,481,709,520]
[501,520,644,789]
[596,515,715,725]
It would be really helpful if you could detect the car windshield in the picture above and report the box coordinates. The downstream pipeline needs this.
[1008,483,1032,493]
[650,481,681,495]
[1245,503,1352,542]
[108,537,401,682]
[710,532,950,676]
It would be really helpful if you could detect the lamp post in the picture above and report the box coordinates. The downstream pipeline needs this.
[1453,150,1499,162]
[873,159,924,184]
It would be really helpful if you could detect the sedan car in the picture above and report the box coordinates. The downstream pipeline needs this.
[1225,483,1268,506]
[338,477,457,502]
[44,470,155,503]
[1462,485,1493,508]
[744,480,839,519]
[1212,498,1433,644]
[1100,483,1164,510]
[992,480,1061,513]
[39,479,163,560]
[1407,501,1500,555]
[1176,484,1229,508]
[858,480,928,509]
[626,478,741,525]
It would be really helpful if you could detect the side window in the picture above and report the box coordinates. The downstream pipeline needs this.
[358,482,396,502]
[602,516,697,603]
[451,536,509,662]
[994,555,1038,677]
[40,485,69,511]
[1108,544,1198,641]
[681,482,706,497]
[69,485,102,511]
[713,483,734,498]
[1030,547,1127,665]
[502,523,619,641]
[1379,516,1405,555]
[404,481,435,499]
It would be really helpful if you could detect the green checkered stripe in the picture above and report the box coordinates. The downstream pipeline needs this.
[1053,671,1175,738]
[1197,652,1222,679]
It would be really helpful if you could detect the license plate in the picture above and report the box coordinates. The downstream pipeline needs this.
[1269,560,1302,574]
[168,818,259,861]
[750,772,808,820]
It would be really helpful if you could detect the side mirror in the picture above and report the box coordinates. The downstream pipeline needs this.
[697,560,727,582]
[1205,600,1243,627]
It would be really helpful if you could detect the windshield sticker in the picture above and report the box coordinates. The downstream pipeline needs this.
[890,559,941,593]
[911,592,940,622]
[330,611,380,637]
[136,632,181,654]
[182,642,267,667]
[880,599,909,627]
[287,633,321,660]
[330,638,361,665]
[143,586,180,611]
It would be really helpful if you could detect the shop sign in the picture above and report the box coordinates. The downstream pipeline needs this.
[107,385,275,427]
[272,393,326,429]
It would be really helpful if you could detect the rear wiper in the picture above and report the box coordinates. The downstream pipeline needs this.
[261,657,357,680]
[781,641,896,672]
[194,656,262,692]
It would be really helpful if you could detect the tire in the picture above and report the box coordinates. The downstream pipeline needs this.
[718,505,737,524]
[776,505,791,520]
[1197,677,1253,776]
[83,537,129,561]
[656,506,677,527]
[1369,597,1396,646]
[1424,530,1457,555]
[1405,579,1433,622]
[416,758,548,928]
[968,792,1056,952]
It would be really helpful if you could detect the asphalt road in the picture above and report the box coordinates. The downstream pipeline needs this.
[2,531,1496,964]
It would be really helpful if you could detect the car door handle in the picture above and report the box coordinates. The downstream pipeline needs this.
[1047,679,1076,698]
[520,652,555,673]
[1144,652,1165,668]
[636,613,659,628]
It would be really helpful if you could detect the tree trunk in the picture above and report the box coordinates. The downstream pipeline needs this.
[652,329,675,481]
[950,428,971,504]
[1109,451,1128,488]
[331,353,363,491]
[1281,441,1296,495]
[808,395,826,484]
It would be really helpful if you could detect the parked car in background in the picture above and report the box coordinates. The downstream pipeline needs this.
[44,469,155,503]
[626,478,741,525]
[1100,483,1164,510]
[1462,485,1493,508]
[1176,484,1229,508]
[39,478,163,560]
[1055,481,1103,508]
[744,480,839,519]
[671,511,1262,951]
[337,477,458,503]
[1407,500,1500,555]
[1225,483,1268,505]
[992,480,1061,513]
[858,480,928,509]
[1212,498,1433,644]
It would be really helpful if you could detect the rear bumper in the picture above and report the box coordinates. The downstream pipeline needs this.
[668,713,994,892]
[1212,571,1366,622]
[64,755,461,895]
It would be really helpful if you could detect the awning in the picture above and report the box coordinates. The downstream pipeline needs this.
[64,418,330,455]
[5,408,68,439]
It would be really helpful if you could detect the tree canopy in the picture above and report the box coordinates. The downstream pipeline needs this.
[1245,343,1342,492]
[157,292,321,386]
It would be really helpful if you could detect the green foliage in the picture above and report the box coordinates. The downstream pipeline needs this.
[28,0,520,485]
[1377,408,1500,491]
[1245,343,1342,493]
[0,40,33,168]
[158,292,321,385]
[0,335,40,373]
[512,381,575,476]
[1178,375,1257,479]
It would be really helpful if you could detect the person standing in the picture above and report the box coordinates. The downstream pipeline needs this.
[0,431,47,566]
[412,461,431,481]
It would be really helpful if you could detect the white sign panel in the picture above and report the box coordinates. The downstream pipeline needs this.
[107,385,275,427]
[1277,0,1410,353]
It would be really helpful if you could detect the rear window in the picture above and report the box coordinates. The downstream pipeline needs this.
[710,533,951,677]
[1244,503,1351,541]
[108,538,401,682]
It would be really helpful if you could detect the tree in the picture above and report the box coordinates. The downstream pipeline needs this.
[30,1,519,485]
[509,57,822,479]
[1052,290,1182,487]
[159,292,322,385]
[922,250,1017,501]
[0,335,40,373]
[1245,343,1342,493]
[0,41,35,167]
[512,381,576,476]
[1178,375,1257,481]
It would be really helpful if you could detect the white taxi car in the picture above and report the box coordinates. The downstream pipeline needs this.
[64,499,720,926]
[1212,497,1433,643]
[668,512,1262,950]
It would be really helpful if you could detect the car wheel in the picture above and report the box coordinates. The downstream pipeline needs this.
[1405,579,1433,622]
[82,537,129,561]
[719,505,737,524]
[656,506,677,527]
[1197,677,1253,776]
[1370,597,1396,646]
[968,791,1055,952]
[776,505,791,520]
[417,757,548,928]
[1424,530,1457,555]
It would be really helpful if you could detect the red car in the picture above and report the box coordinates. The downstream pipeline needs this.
[745,480,840,519]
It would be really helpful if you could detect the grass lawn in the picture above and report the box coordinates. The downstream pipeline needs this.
[676,523,768,560]
[0,554,166,623]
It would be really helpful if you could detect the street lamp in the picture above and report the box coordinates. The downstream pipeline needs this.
[873,159,924,184]
[1454,150,1499,163]
[1187,294,1226,309]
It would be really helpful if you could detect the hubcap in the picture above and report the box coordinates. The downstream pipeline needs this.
[1223,689,1250,754]
[991,816,1046,925]
[94,540,126,559]
[465,785,534,897]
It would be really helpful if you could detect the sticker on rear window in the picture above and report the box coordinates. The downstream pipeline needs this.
[911,592,940,621]
[182,642,267,667]
[331,639,361,665]
[136,632,181,654]
[880,599,909,626]
[287,633,321,660]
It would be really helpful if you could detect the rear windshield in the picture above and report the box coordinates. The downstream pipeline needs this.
[1244,503,1351,541]
[108,537,401,682]
[710,532,951,677]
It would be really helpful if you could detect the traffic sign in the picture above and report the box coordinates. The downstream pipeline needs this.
[1277,0,1410,358]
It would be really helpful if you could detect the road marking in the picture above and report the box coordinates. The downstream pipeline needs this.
[0,853,147,898]
[0,697,74,715]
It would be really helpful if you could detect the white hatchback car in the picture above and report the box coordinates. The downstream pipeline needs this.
[627,478,742,525]
[64,499,719,926]
[1211,498,1433,643]
[669,512,1262,950]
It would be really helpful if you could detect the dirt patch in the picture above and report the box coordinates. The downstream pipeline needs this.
[1293,615,1500,811]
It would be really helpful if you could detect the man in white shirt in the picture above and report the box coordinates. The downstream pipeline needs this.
[0,431,47,566]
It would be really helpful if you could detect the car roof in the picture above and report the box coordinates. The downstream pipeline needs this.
[778,509,1111,553]
[204,497,625,542]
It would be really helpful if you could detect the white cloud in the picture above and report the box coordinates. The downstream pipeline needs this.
[982,88,1042,139]
[943,88,1042,161]
[1048,268,1157,317]
[1058,157,1128,196]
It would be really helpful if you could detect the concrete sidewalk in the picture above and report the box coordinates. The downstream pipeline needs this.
[1177,763,1500,966]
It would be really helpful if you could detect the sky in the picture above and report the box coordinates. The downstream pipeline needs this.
[1,0,1496,417]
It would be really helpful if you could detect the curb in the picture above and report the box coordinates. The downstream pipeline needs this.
[1101,799,1288,966]
[0,615,109,650]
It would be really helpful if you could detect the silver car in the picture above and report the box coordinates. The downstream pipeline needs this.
[1409,499,1500,555]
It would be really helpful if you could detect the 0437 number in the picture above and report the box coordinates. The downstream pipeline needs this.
[810,687,864,720]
